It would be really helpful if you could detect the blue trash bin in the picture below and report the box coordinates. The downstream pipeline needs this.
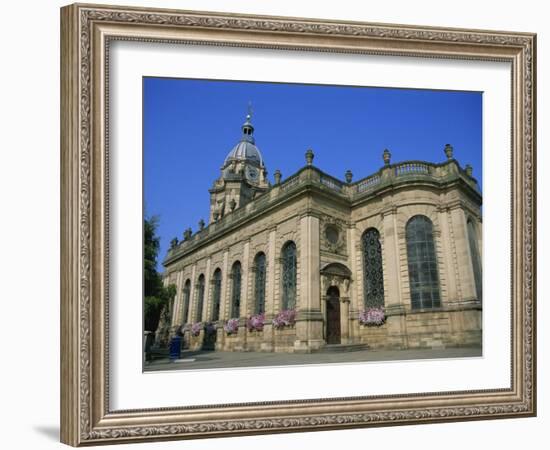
[169,335,182,361]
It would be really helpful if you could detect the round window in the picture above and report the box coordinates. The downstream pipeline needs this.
[325,225,340,244]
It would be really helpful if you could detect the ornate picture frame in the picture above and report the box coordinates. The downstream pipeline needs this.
[60,3,536,446]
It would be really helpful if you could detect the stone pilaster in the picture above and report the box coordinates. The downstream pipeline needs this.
[265,228,277,316]
[261,228,277,352]
[241,240,250,318]
[220,250,229,320]
[382,209,404,312]
[340,297,351,344]
[298,215,321,311]
[294,215,323,352]
[171,270,184,327]
[203,258,212,321]
[449,207,477,302]
[347,224,359,311]
[438,207,459,304]
[187,264,197,324]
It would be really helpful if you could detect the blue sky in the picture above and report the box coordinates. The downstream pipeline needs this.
[144,78,482,269]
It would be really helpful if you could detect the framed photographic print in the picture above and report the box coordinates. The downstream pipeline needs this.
[60,3,536,446]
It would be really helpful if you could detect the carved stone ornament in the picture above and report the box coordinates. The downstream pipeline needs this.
[321,274,351,298]
[321,216,346,254]
[60,3,535,446]
[320,263,352,297]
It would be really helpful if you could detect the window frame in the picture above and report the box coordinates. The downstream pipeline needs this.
[361,227,385,308]
[405,215,442,310]
[281,241,297,310]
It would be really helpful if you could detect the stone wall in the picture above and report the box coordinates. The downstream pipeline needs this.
[162,161,482,353]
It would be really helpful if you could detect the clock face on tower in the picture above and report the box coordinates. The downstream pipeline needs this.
[246,167,259,181]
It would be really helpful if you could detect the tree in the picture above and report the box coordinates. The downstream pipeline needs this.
[144,215,176,332]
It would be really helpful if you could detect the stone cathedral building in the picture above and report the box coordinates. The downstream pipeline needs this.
[161,113,483,353]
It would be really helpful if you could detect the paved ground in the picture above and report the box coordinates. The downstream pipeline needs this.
[144,346,482,372]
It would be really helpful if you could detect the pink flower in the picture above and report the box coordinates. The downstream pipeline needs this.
[359,307,386,326]
[224,318,239,334]
[247,313,265,332]
[191,322,203,336]
[272,309,296,329]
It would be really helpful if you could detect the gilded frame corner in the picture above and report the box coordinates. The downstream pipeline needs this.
[60,2,536,446]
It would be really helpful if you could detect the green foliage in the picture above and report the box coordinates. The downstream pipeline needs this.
[143,215,176,332]
[144,215,162,298]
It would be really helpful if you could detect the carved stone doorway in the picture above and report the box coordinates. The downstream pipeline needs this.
[321,263,351,345]
[326,286,341,344]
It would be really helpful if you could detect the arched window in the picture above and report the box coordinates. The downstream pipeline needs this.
[467,219,483,302]
[254,252,267,314]
[281,241,297,310]
[406,215,441,309]
[182,279,191,324]
[211,268,222,321]
[362,228,384,308]
[195,274,205,322]
[231,262,242,318]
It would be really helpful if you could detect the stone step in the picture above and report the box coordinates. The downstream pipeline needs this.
[316,343,370,353]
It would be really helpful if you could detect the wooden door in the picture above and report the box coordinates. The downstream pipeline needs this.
[326,286,341,344]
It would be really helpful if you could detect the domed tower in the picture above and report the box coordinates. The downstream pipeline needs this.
[209,113,269,222]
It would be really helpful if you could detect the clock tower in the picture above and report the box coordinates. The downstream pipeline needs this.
[209,112,269,222]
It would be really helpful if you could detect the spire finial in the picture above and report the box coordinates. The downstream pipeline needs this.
[241,102,255,139]
[444,143,454,160]
[305,148,315,166]
[383,148,391,166]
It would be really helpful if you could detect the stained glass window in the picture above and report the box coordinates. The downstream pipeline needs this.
[212,268,222,321]
[406,215,441,309]
[467,219,483,302]
[195,274,205,322]
[182,279,191,324]
[254,253,266,314]
[231,262,242,318]
[281,241,297,310]
[362,228,384,308]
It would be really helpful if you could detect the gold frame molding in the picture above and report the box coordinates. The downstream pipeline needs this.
[60,3,536,446]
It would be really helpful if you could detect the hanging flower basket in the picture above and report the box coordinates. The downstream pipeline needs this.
[191,322,203,337]
[359,307,386,326]
[272,309,296,329]
[247,313,265,332]
[224,318,239,335]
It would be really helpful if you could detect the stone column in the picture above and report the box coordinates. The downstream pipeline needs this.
[294,214,323,352]
[340,278,351,344]
[241,240,251,317]
[187,264,197,324]
[169,270,184,338]
[203,258,212,321]
[265,228,277,316]
[240,241,250,350]
[438,208,459,304]
[381,208,407,347]
[347,225,359,340]
[382,209,404,312]
[170,271,182,326]
[261,228,277,352]
[216,250,229,350]
[219,251,230,320]
[449,207,477,302]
